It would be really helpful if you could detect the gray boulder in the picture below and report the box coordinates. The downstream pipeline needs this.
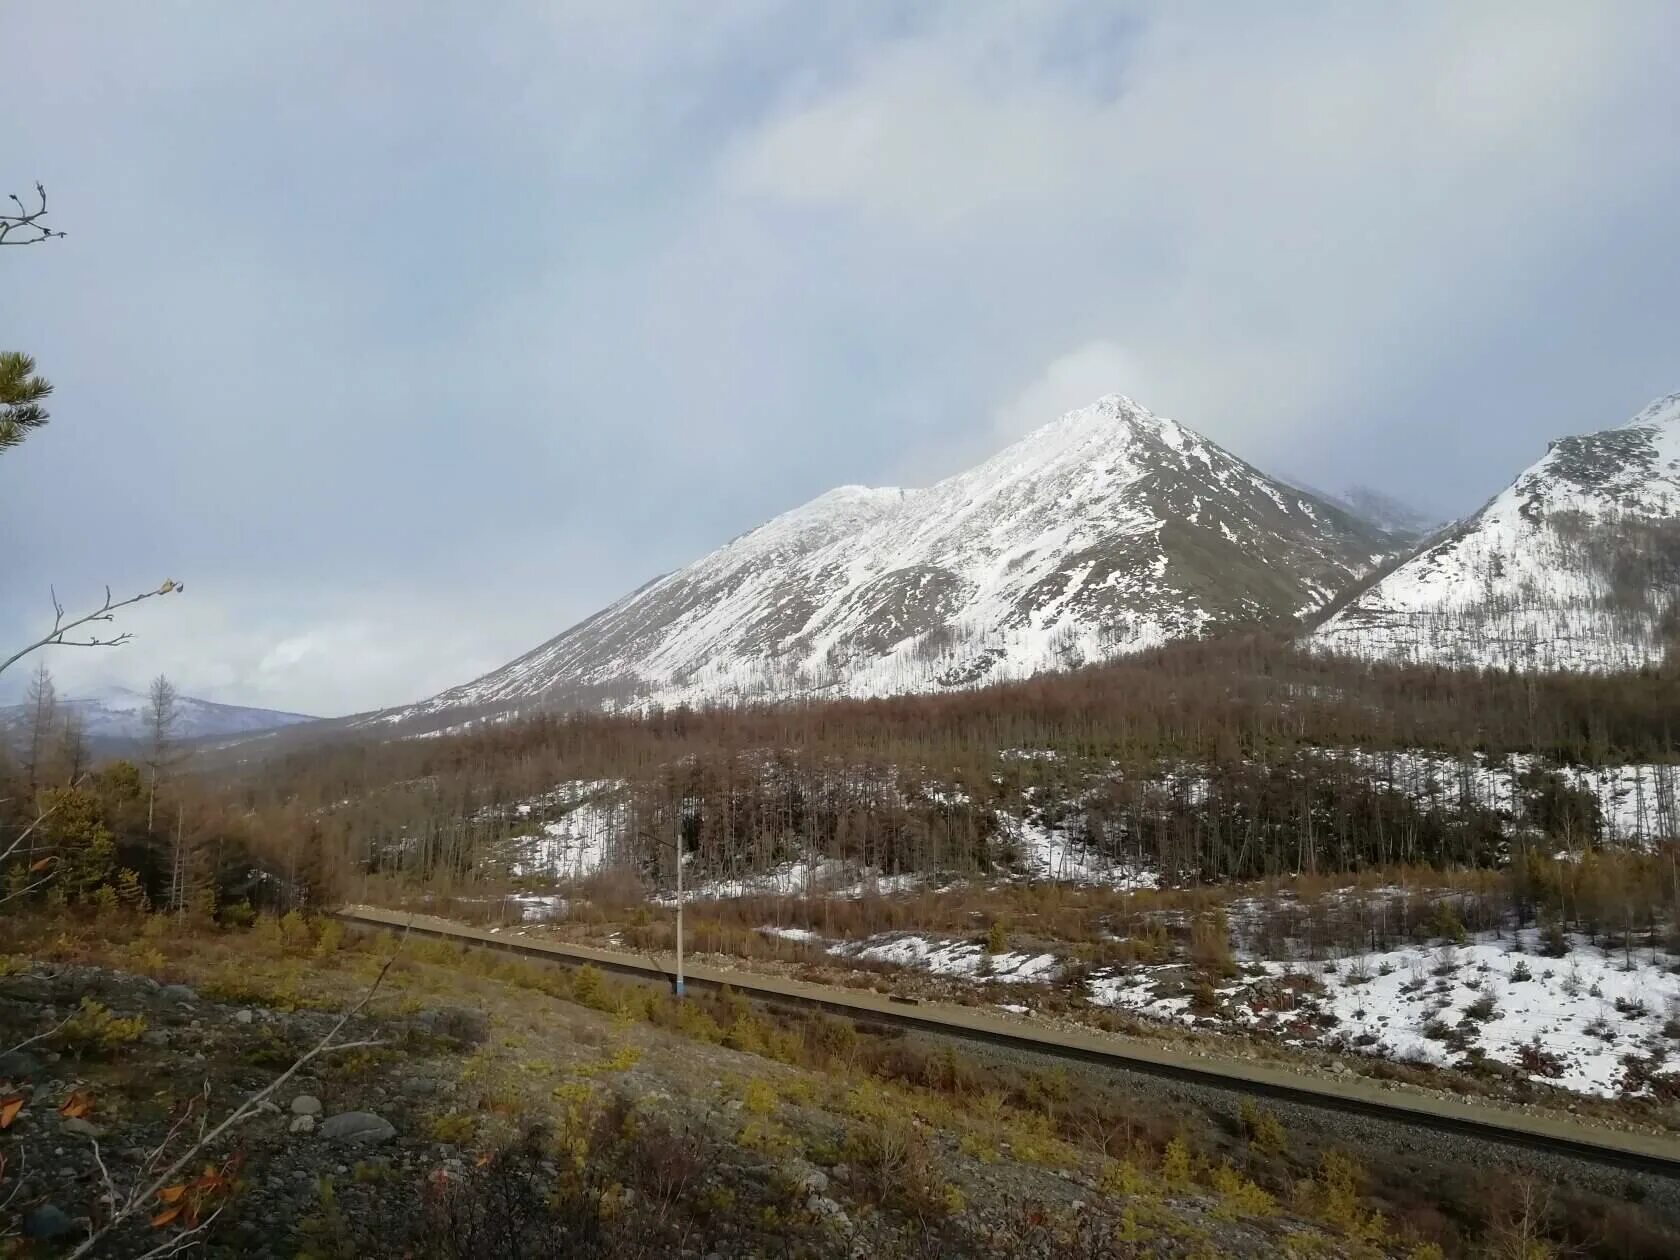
[23,1204,76,1240]
[413,1006,489,1048]
[318,1111,396,1144]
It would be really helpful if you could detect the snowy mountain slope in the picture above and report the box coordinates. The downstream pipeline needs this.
[393,395,1393,720]
[1313,393,1680,672]
[1,682,317,744]
[1332,485,1439,540]
[1278,476,1438,541]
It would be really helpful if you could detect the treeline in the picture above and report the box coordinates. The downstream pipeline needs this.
[7,637,1678,913]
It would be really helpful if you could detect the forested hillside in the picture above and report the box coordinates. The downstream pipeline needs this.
[13,637,1669,925]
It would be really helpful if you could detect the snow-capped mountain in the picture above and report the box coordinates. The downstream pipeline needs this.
[1,683,317,744]
[393,395,1393,720]
[1314,392,1680,672]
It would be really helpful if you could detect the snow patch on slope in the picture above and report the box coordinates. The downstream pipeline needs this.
[1316,393,1680,672]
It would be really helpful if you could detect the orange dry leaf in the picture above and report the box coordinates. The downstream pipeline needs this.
[28,856,53,872]
[59,1090,93,1119]
[150,1204,184,1229]
[157,1185,187,1205]
[0,1096,23,1130]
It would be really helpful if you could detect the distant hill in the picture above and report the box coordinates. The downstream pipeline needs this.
[1,682,317,749]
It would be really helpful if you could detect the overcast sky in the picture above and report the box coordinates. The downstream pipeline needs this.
[3,2,1677,717]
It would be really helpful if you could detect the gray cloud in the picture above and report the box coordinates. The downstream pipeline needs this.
[3,2,1676,714]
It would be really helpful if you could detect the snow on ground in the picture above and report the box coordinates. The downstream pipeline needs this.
[763,915,1680,1097]
[757,925,1060,985]
[837,933,1061,983]
[1090,931,1680,1098]
[656,859,928,904]
[1322,750,1678,845]
[999,806,1159,888]
[506,780,629,880]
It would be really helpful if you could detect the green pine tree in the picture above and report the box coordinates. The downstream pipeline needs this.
[0,351,52,452]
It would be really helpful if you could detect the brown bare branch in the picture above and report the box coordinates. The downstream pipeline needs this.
[0,581,183,680]
[0,182,64,247]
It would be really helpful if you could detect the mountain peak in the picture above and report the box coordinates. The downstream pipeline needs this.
[387,393,1388,721]
[1624,390,1680,430]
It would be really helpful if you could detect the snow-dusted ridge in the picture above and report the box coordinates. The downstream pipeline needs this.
[390,395,1392,720]
[0,682,317,744]
[1315,393,1680,672]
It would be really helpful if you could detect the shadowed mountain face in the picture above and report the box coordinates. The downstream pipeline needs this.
[386,395,1394,724]
[1314,393,1680,673]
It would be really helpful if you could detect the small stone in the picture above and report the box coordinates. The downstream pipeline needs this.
[0,1050,44,1080]
[234,1009,255,1025]
[291,1095,323,1116]
[60,1117,102,1139]
[22,1204,75,1240]
[289,1115,316,1135]
[318,1111,396,1144]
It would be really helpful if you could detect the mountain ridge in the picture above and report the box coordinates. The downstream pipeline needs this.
[1,682,319,746]
[384,395,1396,723]
[1313,392,1680,672]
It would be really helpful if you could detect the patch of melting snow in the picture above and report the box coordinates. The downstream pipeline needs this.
[1088,930,1680,1098]
[654,859,926,904]
[757,927,1059,985]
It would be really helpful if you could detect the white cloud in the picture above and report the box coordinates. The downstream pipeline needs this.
[728,2,1680,474]
[4,2,1677,715]
[991,342,1144,444]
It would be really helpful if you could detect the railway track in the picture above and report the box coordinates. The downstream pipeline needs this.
[334,904,1680,1178]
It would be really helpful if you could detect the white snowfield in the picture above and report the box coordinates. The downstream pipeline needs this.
[1315,392,1680,672]
[392,395,1384,720]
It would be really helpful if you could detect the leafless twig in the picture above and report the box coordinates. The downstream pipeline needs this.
[0,183,63,247]
[0,581,183,680]
[90,1139,121,1216]
[65,923,411,1258]
[0,1009,75,1062]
